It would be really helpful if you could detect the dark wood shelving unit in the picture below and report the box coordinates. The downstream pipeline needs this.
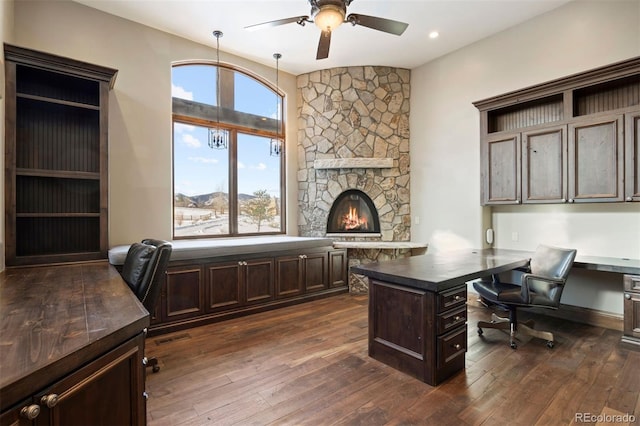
[4,44,117,266]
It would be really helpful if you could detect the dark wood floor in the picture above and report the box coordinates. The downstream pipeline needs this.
[145,294,640,425]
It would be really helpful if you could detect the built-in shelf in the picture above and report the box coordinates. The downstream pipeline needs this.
[314,158,394,169]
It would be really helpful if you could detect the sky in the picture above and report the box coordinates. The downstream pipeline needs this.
[172,64,282,198]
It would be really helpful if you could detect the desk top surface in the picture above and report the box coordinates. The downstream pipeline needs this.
[350,248,531,292]
[0,261,149,410]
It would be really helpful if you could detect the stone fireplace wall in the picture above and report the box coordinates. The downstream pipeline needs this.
[296,66,411,241]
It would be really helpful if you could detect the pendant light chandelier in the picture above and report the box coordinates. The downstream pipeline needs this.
[208,30,229,150]
[270,53,283,157]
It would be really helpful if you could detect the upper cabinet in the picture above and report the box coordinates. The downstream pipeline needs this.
[4,44,117,266]
[474,57,640,206]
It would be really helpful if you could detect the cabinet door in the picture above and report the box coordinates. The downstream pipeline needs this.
[624,275,640,341]
[625,111,640,202]
[303,253,327,293]
[206,262,242,312]
[329,249,348,288]
[34,333,145,426]
[275,255,303,298]
[481,133,521,205]
[163,265,205,321]
[568,115,624,202]
[522,126,567,203]
[245,259,274,304]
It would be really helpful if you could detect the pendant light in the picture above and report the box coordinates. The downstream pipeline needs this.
[270,53,283,157]
[208,30,229,150]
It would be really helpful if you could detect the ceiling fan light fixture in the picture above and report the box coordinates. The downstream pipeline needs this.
[314,4,345,32]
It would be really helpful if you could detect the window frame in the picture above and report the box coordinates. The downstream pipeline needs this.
[171,61,286,239]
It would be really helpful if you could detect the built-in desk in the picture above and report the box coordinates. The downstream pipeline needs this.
[351,249,531,385]
[0,262,148,425]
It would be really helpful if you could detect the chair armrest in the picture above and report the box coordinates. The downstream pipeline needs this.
[520,273,565,307]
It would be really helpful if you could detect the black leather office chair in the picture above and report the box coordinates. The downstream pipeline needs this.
[473,245,577,349]
[120,239,172,372]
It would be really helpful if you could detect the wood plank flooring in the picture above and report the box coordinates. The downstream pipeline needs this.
[145,294,640,425]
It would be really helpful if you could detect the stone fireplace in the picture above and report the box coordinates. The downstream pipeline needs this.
[326,189,380,236]
[296,66,426,292]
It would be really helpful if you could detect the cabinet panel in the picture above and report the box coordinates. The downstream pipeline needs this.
[522,126,567,203]
[568,115,624,202]
[481,133,521,205]
[164,266,204,320]
[624,275,640,343]
[625,110,640,202]
[206,262,242,312]
[304,253,327,293]
[329,249,347,288]
[275,256,303,298]
[245,259,274,304]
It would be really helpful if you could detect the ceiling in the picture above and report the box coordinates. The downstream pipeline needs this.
[72,0,571,75]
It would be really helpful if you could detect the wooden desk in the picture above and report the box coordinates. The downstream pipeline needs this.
[0,262,149,425]
[351,249,530,385]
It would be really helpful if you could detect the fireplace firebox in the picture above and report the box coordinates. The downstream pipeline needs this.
[326,190,380,235]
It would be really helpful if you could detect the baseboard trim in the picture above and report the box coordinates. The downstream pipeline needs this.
[467,290,623,331]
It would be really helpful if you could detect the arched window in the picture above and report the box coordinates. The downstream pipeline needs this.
[172,63,285,238]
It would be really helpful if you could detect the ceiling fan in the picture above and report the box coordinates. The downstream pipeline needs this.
[245,0,409,60]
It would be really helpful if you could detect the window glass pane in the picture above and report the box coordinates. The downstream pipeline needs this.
[235,72,277,119]
[237,133,282,234]
[173,122,229,237]
[172,65,217,106]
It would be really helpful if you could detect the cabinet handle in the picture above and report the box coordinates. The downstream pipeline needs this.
[568,199,574,203]
[453,316,461,322]
[626,196,633,202]
[143,391,149,400]
[453,295,462,301]
[20,404,40,420]
[452,344,462,350]
[41,393,59,408]
[625,293,632,300]
[561,198,566,203]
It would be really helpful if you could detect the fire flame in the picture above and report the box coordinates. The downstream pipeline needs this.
[341,206,369,231]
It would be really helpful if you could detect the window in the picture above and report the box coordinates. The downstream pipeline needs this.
[172,63,284,238]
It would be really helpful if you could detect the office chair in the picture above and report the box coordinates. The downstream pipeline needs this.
[120,239,172,372]
[473,245,577,349]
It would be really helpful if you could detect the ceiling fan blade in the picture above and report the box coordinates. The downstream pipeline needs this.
[316,30,331,60]
[245,15,309,31]
[346,14,408,36]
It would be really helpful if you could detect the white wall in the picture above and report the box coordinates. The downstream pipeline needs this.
[10,0,299,246]
[410,0,640,314]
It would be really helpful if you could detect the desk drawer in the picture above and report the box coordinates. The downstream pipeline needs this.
[437,286,467,313]
[437,324,467,368]
[436,305,467,335]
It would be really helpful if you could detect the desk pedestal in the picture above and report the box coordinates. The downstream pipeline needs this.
[369,280,467,386]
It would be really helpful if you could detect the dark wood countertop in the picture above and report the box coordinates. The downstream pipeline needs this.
[350,248,531,292]
[0,261,149,411]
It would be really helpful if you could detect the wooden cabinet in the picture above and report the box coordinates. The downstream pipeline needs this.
[149,247,348,336]
[474,57,640,205]
[625,111,640,202]
[206,258,273,312]
[4,44,117,266]
[568,114,624,202]
[623,274,640,346]
[368,280,467,386]
[522,125,567,203]
[0,333,145,426]
[275,252,327,298]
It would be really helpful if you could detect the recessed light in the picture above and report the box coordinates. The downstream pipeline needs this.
[429,31,439,39]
